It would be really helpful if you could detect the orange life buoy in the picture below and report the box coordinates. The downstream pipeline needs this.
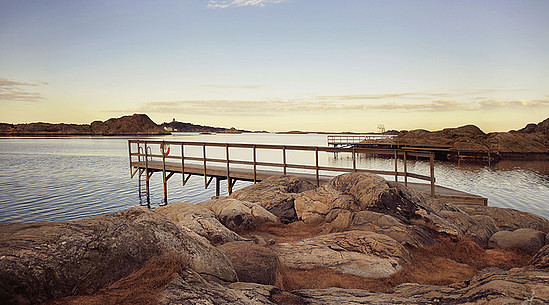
[160,143,170,156]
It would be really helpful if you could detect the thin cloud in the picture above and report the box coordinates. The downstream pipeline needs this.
[131,99,301,115]
[478,99,549,109]
[207,0,288,9]
[317,88,530,102]
[316,92,456,101]
[117,99,471,115]
[0,77,47,102]
[200,84,265,89]
[113,96,549,115]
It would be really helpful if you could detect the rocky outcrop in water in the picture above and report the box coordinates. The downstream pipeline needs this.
[89,114,168,135]
[0,114,169,136]
[394,117,549,158]
[160,119,247,133]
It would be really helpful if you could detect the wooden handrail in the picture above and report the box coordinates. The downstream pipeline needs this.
[128,140,435,183]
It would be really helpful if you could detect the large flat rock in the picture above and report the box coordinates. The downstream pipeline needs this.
[155,201,245,245]
[275,230,410,278]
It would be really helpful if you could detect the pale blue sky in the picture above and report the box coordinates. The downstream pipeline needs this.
[1,0,548,132]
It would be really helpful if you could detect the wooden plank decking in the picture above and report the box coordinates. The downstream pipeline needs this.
[406,182,487,205]
[130,160,487,206]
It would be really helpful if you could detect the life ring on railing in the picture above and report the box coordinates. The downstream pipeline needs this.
[160,143,170,156]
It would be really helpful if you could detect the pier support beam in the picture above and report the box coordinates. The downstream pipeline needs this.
[146,170,153,204]
[403,151,408,187]
[430,153,435,197]
[394,150,398,182]
[228,178,236,194]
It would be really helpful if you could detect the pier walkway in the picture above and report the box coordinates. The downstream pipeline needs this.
[128,140,487,206]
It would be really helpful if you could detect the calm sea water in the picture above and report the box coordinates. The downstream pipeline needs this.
[1,133,548,222]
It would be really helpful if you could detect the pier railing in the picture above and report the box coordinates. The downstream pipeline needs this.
[327,135,395,147]
[128,140,436,203]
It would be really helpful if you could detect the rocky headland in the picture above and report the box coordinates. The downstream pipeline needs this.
[0,114,169,136]
[393,118,549,159]
[160,120,247,134]
[1,173,549,304]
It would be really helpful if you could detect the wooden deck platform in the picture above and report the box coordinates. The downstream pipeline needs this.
[406,182,487,205]
[131,159,487,206]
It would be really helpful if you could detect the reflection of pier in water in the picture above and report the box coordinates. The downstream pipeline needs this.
[128,140,487,206]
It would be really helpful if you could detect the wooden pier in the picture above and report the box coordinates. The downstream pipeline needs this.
[328,136,501,163]
[128,140,487,206]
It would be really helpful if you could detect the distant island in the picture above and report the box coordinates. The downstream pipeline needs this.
[390,117,549,159]
[0,114,169,136]
[0,114,250,136]
[160,118,247,134]
[1,114,548,160]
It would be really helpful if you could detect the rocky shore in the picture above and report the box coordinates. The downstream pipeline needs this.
[0,114,169,136]
[393,118,549,159]
[1,173,549,304]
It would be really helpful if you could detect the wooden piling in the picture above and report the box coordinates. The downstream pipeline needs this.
[394,150,398,182]
[403,151,408,186]
[430,152,435,197]
[226,144,230,193]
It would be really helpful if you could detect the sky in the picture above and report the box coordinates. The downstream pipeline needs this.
[1,0,548,132]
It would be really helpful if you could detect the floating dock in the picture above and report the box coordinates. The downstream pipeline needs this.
[128,140,487,206]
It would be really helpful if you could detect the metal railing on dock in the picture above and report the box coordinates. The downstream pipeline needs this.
[128,140,436,204]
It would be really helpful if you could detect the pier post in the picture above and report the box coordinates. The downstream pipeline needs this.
[146,170,151,204]
[162,141,167,204]
[228,178,235,194]
[403,151,408,186]
[128,141,132,176]
[203,144,207,187]
[315,147,319,186]
[253,145,257,183]
[226,144,231,193]
[283,146,287,175]
[394,150,398,182]
[430,153,435,197]
[352,147,356,172]
[144,142,151,204]
[181,143,186,186]
[216,177,220,197]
